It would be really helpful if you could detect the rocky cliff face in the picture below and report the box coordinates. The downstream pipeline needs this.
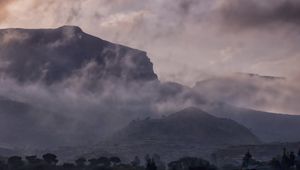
[0,26,157,85]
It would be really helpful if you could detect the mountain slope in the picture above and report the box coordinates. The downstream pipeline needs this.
[206,103,300,142]
[111,107,260,145]
[86,107,260,161]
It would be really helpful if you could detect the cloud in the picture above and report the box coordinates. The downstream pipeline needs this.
[0,0,15,22]
[216,0,300,30]
[193,73,300,115]
[0,0,300,113]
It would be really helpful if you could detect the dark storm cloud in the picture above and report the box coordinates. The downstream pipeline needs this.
[218,0,300,30]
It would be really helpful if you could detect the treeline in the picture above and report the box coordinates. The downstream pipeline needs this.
[0,153,216,170]
[224,148,300,170]
[1,148,300,170]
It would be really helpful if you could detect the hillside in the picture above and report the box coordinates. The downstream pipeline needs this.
[87,107,260,161]
[206,103,300,142]
[111,107,260,145]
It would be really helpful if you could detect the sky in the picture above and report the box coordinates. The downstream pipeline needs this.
[0,0,300,86]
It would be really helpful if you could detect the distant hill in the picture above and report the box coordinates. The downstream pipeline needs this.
[0,147,17,157]
[205,103,300,143]
[111,107,260,146]
[88,107,260,161]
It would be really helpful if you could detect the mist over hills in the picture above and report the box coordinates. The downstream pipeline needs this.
[110,107,260,146]
[0,26,299,160]
[99,107,260,161]
[52,107,260,162]
[0,26,161,148]
[206,103,300,143]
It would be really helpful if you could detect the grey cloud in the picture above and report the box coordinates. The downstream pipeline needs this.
[217,0,300,30]
[193,73,300,115]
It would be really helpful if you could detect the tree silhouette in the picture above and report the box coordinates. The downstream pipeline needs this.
[289,152,296,167]
[88,158,99,167]
[242,150,252,168]
[7,156,24,170]
[296,149,300,170]
[98,156,111,167]
[26,155,42,165]
[110,156,121,166]
[270,158,281,170]
[168,157,216,170]
[75,157,87,168]
[62,163,75,169]
[131,156,141,167]
[145,155,158,170]
[42,153,58,165]
[281,148,290,170]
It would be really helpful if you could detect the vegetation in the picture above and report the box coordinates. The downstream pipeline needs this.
[1,148,300,170]
[0,153,215,170]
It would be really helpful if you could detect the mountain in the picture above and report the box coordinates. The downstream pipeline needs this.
[193,73,300,142]
[90,107,260,161]
[205,103,300,143]
[0,96,79,148]
[0,26,160,148]
[111,107,260,145]
[0,25,298,154]
[0,26,157,85]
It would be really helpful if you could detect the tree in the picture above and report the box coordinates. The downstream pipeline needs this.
[289,152,296,167]
[110,156,121,166]
[281,148,290,170]
[270,158,281,170]
[168,157,216,170]
[296,149,300,170]
[75,157,87,167]
[146,158,157,170]
[42,153,58,165]
[88,158,99,167]
[62,163,76,169]
[153,154,166,170]
[25,155,42,165]
[98,156,111,167]
[131,156,141,167]
[242,150,252,168]
[7,156,24,170]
